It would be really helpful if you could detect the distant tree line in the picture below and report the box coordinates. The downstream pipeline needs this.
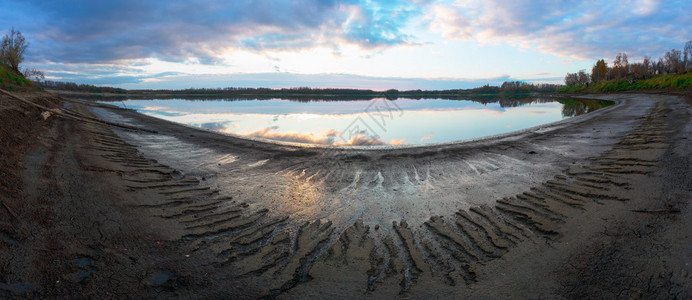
[460,82,560,93]
[36,80,128,94]
[36,81,561,99]
[565,40,692,86]
[93,94,563,110]
[500,81,561,92]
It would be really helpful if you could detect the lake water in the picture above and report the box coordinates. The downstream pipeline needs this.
[103,98,609,146]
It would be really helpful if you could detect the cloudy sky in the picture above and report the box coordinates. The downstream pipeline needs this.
[1,0,690,90]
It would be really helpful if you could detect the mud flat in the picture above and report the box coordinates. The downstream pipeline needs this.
[0,91,690,298]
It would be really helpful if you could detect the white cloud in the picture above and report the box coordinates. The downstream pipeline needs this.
[632,0,662,16]
[427,5,473,40]
[428,0,690,60]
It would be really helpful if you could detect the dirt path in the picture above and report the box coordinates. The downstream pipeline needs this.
[0,91,690,298]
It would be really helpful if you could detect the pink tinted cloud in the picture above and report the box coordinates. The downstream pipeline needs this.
[420,133,435,141]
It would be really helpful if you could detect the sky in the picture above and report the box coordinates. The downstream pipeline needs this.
[1,0,690,90]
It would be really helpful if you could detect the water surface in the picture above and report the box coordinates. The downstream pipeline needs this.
[104,98,609,146]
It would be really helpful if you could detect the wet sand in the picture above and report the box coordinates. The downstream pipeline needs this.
[0,91,690,298]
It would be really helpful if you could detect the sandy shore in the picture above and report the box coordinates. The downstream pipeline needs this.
[0,91,690,298]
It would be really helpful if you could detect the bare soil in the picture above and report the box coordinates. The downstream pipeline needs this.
[0,90,690,299]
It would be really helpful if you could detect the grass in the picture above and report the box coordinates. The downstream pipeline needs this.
[0,62,32,90]
[557,72,692,93]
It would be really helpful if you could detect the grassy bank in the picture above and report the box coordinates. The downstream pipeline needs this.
[558,72,692,93]
[0,63,32,91]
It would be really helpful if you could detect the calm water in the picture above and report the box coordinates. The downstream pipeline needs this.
[103,98,609,146]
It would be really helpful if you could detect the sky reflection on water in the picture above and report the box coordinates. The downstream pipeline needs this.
[106,98,596,146]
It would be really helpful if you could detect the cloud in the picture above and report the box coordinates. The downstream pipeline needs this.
[426,5,473,40]
[37,61,553,89]
[429,0,691,59]
[141,106,169,111]
[200,122,228,131]
[4,0,688,87]
[246,127,335,145]
[1,0,429,64]
[324,129,339,137]
[390,139,407,145]
[339,4,415,49]
[96,72,519,90]
[420,133,434,141]
[333,133,387,146]
[244,126,389,146]
[633,0,662,16]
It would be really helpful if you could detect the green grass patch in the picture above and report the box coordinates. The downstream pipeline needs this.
[559,72,692,93]
[0,63,32,88]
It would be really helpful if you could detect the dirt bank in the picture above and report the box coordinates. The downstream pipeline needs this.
[0,91,690,298]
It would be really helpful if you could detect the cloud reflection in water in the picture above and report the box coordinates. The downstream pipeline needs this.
[107,98,590,146]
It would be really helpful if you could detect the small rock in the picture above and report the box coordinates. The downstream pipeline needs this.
[374,224,380,230]
[528,151,537,154]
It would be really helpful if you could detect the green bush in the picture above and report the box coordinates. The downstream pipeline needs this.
[558,72,692,93]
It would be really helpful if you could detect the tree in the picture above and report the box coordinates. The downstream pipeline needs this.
[0,27,28,73]
[612,52,629,78]
[684,40,692,70]
[564,72,579,86]
[642,56,651,75]
[656,57,665,74]
[577,70,589,85]
[591,59,608,82]
[631,63,647,79]
[664,49,683,73]
[22,67,44,81]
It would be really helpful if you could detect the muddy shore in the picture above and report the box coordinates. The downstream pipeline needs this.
[0,91,690,298]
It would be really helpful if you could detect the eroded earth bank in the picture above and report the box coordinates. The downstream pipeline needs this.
[0,91,690,298]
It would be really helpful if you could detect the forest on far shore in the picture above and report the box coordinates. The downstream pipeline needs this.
[561,41,692,91]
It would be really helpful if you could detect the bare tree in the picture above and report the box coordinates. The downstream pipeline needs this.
[0,27,28,73]
[613,52,629,78]
[656,57,666,74]
[664,49,683,73]
[22,67,44,81]
[684,41,692,70]
[642,56,651,75]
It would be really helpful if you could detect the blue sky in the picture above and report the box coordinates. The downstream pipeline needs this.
[1,0,690,90]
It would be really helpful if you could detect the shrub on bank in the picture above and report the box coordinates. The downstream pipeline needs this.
[557,72,692,93]
[0,62,32,91]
